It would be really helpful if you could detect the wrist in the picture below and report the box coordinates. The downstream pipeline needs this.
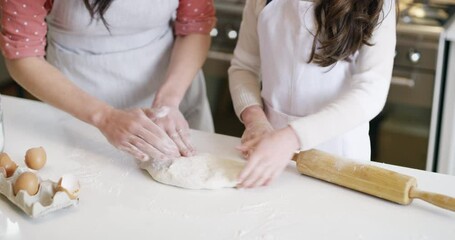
[281,126,301,151]
[90,105,115,129]
[241,105,267,125]
[153,93,181,109]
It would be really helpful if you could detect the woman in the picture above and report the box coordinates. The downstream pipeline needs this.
[229,0,397,187]
[1,0,216,162]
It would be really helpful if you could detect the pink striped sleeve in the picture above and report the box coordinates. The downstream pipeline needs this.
[0,0,52,59]
[175,0,216,36]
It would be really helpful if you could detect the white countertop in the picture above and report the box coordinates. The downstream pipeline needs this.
[1,96,454,240]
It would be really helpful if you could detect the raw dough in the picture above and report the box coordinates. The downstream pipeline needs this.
[142,153,245,190]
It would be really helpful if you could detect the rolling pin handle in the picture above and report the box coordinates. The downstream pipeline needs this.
[291,153,298,162]
[409,187,455,212]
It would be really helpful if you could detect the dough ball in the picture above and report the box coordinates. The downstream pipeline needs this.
[143,153,244,190]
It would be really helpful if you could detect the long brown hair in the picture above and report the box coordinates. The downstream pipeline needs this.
[309,0,393,67]
[83,0,113,28]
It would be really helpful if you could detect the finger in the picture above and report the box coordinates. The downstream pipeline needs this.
[235,145,247,152]
[136,127,179,157]
[168,130,192,157]
[139,120,180,156]
[241,137,261,150]
[118,142,148,162]
[244,148,255,159]
[236,141,259,160]
[251,167,274,188]
[234,145,249,159]
[129,135,170,161]
[244,131,261,143]
[263,175,275,186]
[241,133,254,145]
[142,108,154,119]
[142,107,170,120]
[241,132,251,144]
[238,154,261,184]
[145,117,182,156]
[263,169,282,187]
[240,166,264,188]
[264,161,288,186]
[243,150,249,159]
[177,128,195,156]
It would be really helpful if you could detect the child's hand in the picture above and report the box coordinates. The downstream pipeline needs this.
[239,119,274,158]
[236,126,300,188]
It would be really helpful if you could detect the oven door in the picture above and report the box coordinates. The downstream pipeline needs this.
[371,65,435,170]
[203,51,244,137]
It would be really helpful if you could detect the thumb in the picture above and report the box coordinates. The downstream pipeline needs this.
[143,106,170,120]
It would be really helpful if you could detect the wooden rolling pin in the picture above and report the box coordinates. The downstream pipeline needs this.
[292,149,455,212]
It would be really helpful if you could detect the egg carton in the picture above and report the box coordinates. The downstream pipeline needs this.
[0,167,79,218]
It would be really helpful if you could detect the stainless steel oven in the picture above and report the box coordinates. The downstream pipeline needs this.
[370,2,455,171]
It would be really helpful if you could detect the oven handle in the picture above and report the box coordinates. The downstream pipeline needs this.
[207,51,234,62]
[391,76,415,88]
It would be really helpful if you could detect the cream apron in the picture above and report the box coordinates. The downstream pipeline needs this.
[258,0,370,160]
[45,0,214,132]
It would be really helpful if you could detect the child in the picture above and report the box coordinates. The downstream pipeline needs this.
[229,0,397,188]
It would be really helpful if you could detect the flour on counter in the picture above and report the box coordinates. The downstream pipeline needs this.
[142,153,245,190]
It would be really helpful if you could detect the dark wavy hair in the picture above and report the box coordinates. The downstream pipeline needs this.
[83,0,113,28]
[309,0,395,67]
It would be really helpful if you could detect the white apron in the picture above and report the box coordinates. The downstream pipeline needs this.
[258,0,370,160]
[45,0,214,132]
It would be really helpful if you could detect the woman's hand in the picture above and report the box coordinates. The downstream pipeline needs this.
[236,126,300,188]
[143,106,195,157]
[94,107,180,162]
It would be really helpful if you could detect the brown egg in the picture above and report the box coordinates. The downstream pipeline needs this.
[13,172,40,196]
[0,152,18,177]
[25,147,47,170]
